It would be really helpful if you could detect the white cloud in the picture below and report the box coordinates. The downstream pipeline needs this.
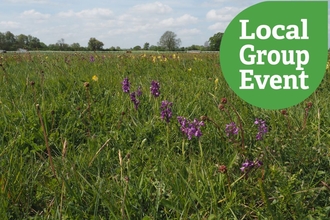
[58,8,113,19]
[0,21,20,29]
[108,23,153,36]
[177,14,198,23]
[206,7,242,22]
[208,22,227,31]
[5,0,49,3]
[20,9,50,19]
[57,10,74,17]
[178,28,201,35]
[76,8,113,18]
[204,0,261,7]
[160,14,198,27]
[206,7,243,32]
[130,2,172,14]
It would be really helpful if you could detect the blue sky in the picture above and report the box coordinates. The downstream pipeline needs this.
[0,0,329,49]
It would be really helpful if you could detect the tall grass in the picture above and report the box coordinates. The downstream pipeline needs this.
[0,52,329,219]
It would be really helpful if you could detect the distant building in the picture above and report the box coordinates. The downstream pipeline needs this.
[17,48,28,53]
[187,50,201,53]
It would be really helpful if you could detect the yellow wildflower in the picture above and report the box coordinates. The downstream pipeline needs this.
[92,75,98,81]
[188,68,192,72]
[215,78,219,90]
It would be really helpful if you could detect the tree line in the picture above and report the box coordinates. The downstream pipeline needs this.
[0,30,223,52]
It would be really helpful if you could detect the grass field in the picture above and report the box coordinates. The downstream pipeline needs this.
[0,51,329,219]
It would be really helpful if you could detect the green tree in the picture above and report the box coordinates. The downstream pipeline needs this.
[16,34,28,49]
[28,35,42,50]
[88,37,104,51]
[158,31,181,51]
[209,32,224,51]
[4,31,16,50]
[71,43,81,51]
[133,45,141,50]
[0,32,6,50]
[55,38,69,51]
[143,42,149,50]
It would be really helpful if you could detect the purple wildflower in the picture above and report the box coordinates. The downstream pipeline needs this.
[254,118,268,141]
[225,122,239,137]
[240,160,254,172]
[130,92,140,110]
[90,55,95,62]
[177,116,205,140]
[160,100,173,123]
[150,80,160,97]
[122,77,130,93]
[255,160,263,167]
[240,159,263,172]
[137,86,142,96]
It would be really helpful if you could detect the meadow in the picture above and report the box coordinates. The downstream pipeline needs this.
[0,51,329,219]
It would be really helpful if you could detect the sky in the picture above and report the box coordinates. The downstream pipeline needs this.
[0,0,329,49]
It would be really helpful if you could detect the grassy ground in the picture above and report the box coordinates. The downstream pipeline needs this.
[0,52,329,219]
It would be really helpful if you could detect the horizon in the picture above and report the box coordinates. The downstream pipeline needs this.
[1,0,329,49]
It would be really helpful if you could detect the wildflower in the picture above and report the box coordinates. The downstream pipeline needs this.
[225,122,239,137]
[124,176,129,182]
[306,102,313,109]
[160,100,173,123]
[150,80,160,97]
[187,68,192,72]
[92,75,98,81]
[254,118,268,140]
[240,159,262,172]
[218,104,225,111]
[90,55,95,62]
[215,78,219,90]
[280,109,287,115]
[130,92,140,110]
[217,165,227,173]
[200,115,208,121]
[122,77,130,93]
[177,116,205,140]
[255,160,263,167]
[240,160,254,172]
[136,86,142,96]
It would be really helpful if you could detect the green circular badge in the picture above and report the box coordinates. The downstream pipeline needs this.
[220,1,328,109]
